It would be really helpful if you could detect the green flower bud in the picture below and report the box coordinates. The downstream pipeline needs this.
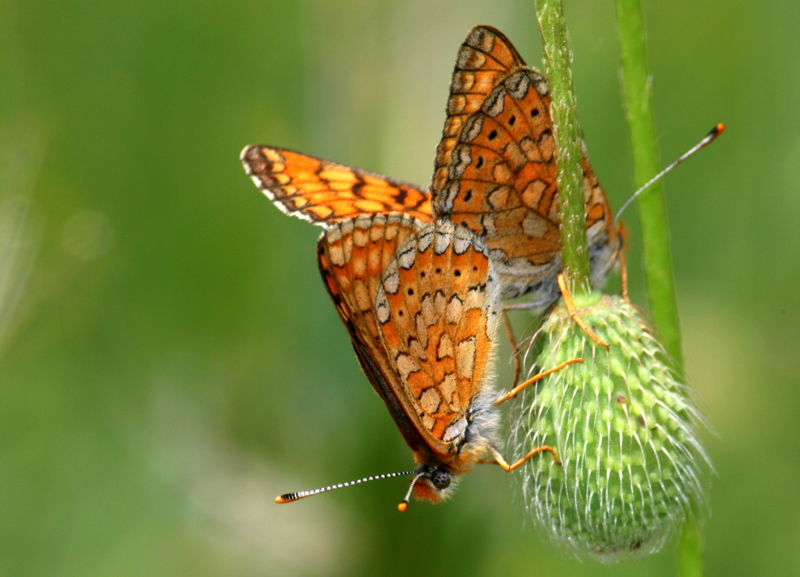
[510,293,710,559]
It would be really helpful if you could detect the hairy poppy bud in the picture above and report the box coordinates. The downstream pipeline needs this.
[511,293,711,559]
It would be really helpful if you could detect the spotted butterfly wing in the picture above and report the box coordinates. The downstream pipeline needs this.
[431,25,621,302]
[242,146,433,225]
[373,219,502,502]
[318,214,502,502]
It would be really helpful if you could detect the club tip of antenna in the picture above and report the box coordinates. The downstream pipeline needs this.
[713,123,726,136]
[275,494,292,504]
[397,500,409,512]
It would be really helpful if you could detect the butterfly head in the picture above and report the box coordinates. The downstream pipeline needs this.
[400,425,496,510]
[398,463,460,510]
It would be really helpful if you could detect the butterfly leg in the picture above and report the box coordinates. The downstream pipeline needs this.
[557,273,609,348]
[493,358,583,405]
[615,220,629,301]
[619,248,629,302]
[482,443,561,470]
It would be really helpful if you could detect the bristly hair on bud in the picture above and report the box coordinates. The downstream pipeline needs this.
[510,293,712,560]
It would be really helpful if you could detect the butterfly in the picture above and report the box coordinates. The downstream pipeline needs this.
[311,213,559,505]
[242,25,621,306]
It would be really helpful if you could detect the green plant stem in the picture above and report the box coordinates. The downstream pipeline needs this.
[677,516,704,577]
[534,0,592,296]
[615,1,702,575]
[615,0,682,365]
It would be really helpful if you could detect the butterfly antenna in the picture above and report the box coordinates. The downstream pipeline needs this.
[276,469,417,504]
[615,123,725,223]
[397,471,427,512]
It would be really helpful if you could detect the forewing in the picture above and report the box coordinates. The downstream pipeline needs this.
[375,220,501,458]
[243,146,434,225]
[431,25,618,299]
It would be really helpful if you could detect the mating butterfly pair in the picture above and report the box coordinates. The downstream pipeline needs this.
[242,25,619,505]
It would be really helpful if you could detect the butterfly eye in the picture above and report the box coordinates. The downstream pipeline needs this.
[431,470,452,490]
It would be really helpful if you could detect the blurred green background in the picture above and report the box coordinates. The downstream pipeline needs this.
[1,0,797,575]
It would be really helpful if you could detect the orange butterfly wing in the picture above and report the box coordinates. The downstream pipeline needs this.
[317,215,501,473]
[242,146,434,225]
[431,25,621,301]
[374,219,500,467]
